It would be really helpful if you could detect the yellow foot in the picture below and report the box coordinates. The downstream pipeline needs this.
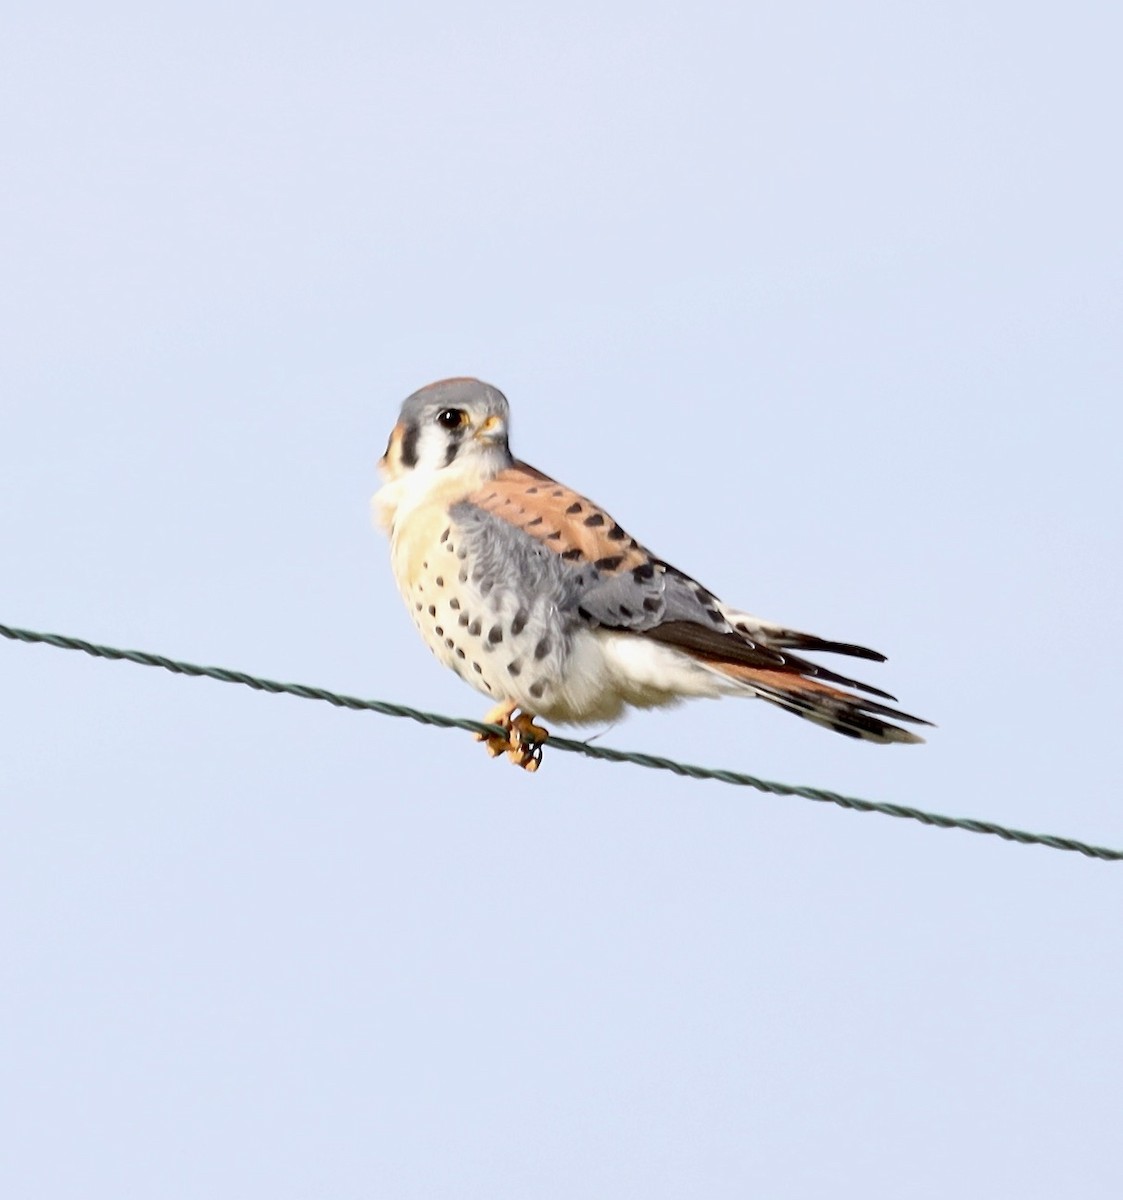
[476,700,518,758]
[507,711,549,772]
[474,702,549,772]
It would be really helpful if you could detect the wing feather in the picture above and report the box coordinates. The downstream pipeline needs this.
[455,461,930,739]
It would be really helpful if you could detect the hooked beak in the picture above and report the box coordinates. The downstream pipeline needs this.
[475,414,507,444]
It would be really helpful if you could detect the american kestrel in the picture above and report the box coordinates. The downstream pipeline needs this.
[373,378,929,770]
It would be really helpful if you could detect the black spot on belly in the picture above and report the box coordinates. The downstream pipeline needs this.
[473,661,483,674]
[440,528,450,543]
[529,680,546,700]
[488,625,503,644]
[435,576,444,587]
[456,647,466,659]
[458,612,470,627]
[449,598,460,610]
[511,609,529,635]
[458,569,468,583]
[534,637,551,659]
[414,601,423,611]
[428,605,437,617]
[643,597,661,613]
[435,625,444,636]
[468,620,482,636]
[507,659,522,676]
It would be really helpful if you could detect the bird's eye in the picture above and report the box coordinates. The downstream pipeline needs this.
[436,408,466,430]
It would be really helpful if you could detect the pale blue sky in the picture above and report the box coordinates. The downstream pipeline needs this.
[2,3,1121,1196]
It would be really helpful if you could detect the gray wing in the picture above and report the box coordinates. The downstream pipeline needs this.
[448,499,718,629]
[449,499,900,694]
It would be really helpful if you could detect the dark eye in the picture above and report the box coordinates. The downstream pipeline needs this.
[436,408,466,430]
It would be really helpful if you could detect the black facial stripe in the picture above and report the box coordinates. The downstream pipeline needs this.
[400,422,420,468]
[442,426,467,468]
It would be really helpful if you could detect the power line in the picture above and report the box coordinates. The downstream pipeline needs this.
[1,619,1119,862]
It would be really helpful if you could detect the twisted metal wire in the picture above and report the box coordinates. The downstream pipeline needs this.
[2,620,1119,862]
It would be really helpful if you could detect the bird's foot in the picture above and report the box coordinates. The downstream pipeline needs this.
[507,711,549,772]
[475,702,549,771]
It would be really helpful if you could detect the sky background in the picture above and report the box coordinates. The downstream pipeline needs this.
[2,3,1122,1196]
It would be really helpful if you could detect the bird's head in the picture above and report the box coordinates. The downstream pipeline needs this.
[379,377,514,486]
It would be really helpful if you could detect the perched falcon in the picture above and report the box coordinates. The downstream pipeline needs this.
[373,378,930,770]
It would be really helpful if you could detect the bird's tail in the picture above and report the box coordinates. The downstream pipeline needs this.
[705,660,929,744]
[715,606,890,662]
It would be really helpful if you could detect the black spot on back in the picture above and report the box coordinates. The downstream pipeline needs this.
[566,501,583,514]
[594,555,624,571]
[607,523,628,541]
[561,548,584,561]
[583,512,605,527]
